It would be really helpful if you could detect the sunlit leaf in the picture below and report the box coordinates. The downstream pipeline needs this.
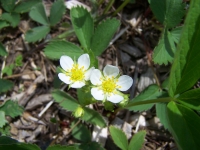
[44,40,83,60]
[128,130,146,150]
[109,126,128,150]
[1,13,20,27]
[91,18,120,56]
[0,111,7,128]
[169,0,200,96]
[70,6,94,50]
[14,0,41,13]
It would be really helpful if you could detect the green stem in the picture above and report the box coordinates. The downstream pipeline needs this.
[98,0,105,5]
[103,0,115,15]
[112,0,130,16]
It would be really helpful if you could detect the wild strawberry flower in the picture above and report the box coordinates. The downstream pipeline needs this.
[90,65,133,103]
[58,54,94,88]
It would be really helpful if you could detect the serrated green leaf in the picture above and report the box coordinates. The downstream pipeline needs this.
[0,42,7,56]
[170,26,182,44]
[0,100,23,118]
[165,0,185,28]
[14,0,41,13]
[0,143,40,150]
[1,13,20,27]
[0,111,7,128]
[46,145,79,150]
[0,0,16,12]
[169,0,200,96]
[44,40,83,60]
[128,130,146,150]
[79,141,105,150]
[149,0,185,28]
[49,0,65,26]
[177,88,200,110]
[71,121,91,142]
[153,29,175,65]
[0,20,9,29]
[52,90,79,111]
[91,19,120,56]
[0,79,14,93]
[25,26,50,43]
[70,6,94,50]
[156,103,170,130]
[2,64,14,76]
[0,124,10,136]
[0,136,18,145]
[167,101,200,150]
[29,2,49,25]
[109,126,128,150]
[82,107,106,128]
[127,84,163,112]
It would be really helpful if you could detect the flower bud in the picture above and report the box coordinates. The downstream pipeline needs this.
[73,106,84,118]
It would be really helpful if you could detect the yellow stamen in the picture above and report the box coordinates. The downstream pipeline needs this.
[101,77,118,94]
[67,64,85,82]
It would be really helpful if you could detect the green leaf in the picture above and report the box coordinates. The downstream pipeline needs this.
[25,26,50,43]
[169,0,200,96]
[52,90,79,111]
[49,0,65,26]
[0,79,14,93]
[29,2,49,25]
[109,126,128,150]
[0,100,23,118]
[153,29,175,65]
[0,0,16,12]
[1,13,20,27]
[44,40,83,60]
[128,130,146,150]
[149,0,185,28]
[2,64,14,76]
[170,26,182,44]
[177,88,200,110]
[71,121,91,142]
[79,141,105,150]
[91,18,120,56]
[167,101,200,150]
[127,84,163,112]
[14,0,41,13]
[0,42,7,56]
[0,124,11,136]
[0,20,9,29]
[46,145,79,150]
[70,6,94,50]
[0,136,18,145]
[82,107,106,128]
[77,86,96,106]
[0,143,40,150]
[156,103,170,130]
[0,111,7,128]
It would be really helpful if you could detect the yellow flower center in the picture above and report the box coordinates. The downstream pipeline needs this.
[101,77,118,93]
[69,64,85,82]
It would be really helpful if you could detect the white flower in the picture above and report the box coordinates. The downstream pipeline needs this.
[58,54,94,88]
[90,65,133,103]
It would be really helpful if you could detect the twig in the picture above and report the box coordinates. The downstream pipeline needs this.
[3,72,35,79]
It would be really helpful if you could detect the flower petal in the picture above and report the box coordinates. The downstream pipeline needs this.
[58,73,72,84]
[71,81,85,88]
[78,54,90,70]
[103,65,119,77]
[107,94,124,103]
[117,75,133,91]
[90,69,102,85]
[60,56,74,71]
[91,88,105,100]
[84,67,95,81]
